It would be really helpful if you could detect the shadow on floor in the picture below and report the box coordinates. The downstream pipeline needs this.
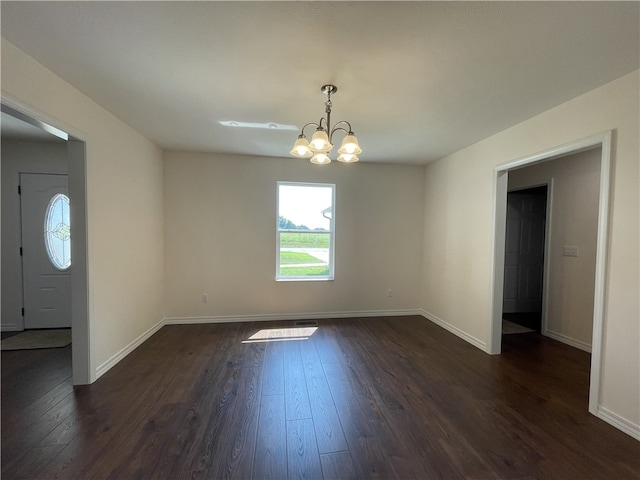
[503,312,541,333]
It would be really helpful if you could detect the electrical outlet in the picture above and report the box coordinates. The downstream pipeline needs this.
[202,293,209,303]
[387,289,393,298]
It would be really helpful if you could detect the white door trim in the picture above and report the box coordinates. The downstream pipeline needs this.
[68,139,93,384]
[490,130,612,417]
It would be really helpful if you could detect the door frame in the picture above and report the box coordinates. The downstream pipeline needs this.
[490,130,611,416]
[2,99,92,385]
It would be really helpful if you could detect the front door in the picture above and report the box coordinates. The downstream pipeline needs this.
[20,173,71,329]
[503,186,547,314]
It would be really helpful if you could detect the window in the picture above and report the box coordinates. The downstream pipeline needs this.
[277,182,335,281]
[44,193,71,270]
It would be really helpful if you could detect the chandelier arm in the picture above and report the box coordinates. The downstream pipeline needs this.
[329,124,352,142]
[332,120,353,132]
[300,122,320,136]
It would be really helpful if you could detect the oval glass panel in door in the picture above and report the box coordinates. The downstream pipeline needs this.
[44,193,71,270]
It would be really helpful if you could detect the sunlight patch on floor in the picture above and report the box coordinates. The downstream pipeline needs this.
[242,326,318,344]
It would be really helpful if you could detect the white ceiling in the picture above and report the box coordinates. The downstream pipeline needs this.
[1,1,638,165]
[1,111,66,143]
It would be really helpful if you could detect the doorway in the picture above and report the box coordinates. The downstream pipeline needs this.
[1,102,91,385]
[502,185,548,334]
[491,131,611,416]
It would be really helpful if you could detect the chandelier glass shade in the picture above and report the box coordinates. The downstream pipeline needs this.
[290,84,361,164]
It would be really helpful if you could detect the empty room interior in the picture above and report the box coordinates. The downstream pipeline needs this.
[1,2,639,479]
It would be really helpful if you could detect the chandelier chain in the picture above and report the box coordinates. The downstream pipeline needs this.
[325,98,332,112]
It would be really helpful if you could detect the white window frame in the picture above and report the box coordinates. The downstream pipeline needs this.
[276,181,335,281]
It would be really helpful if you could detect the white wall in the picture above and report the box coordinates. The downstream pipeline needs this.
[1,140,69,330]
[509,148,601,350]
[421,70,639,433]
[164,152,425,321]
[1,38,165,381]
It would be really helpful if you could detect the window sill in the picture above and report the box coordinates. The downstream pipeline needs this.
[275,277,334,282]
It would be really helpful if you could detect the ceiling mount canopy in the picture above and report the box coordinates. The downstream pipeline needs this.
[290,84,362,165]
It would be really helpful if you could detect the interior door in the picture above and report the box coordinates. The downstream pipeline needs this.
[503,186,547,313]
[20,173,72,329]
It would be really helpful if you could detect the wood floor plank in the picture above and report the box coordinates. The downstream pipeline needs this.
[320,451,357,480]
[183,362,243,473]
[211,365,263,479]
[283,341,313,421]
[286,418,323,480]
[299,339,348,455]
[253,395,287,479]
[261,341,285,397]
[312,324,343,364]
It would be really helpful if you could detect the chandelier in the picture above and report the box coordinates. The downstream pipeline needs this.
[290,84,362,164]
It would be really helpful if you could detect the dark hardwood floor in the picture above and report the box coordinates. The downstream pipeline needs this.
[2,316,638,479]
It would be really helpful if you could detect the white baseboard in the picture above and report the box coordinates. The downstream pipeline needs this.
[597,406,640,441]
[543,329,592,353]
[1,324,21,332]
[165,309,422,325]
[419,310,487,351]
[95,318,165,380]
